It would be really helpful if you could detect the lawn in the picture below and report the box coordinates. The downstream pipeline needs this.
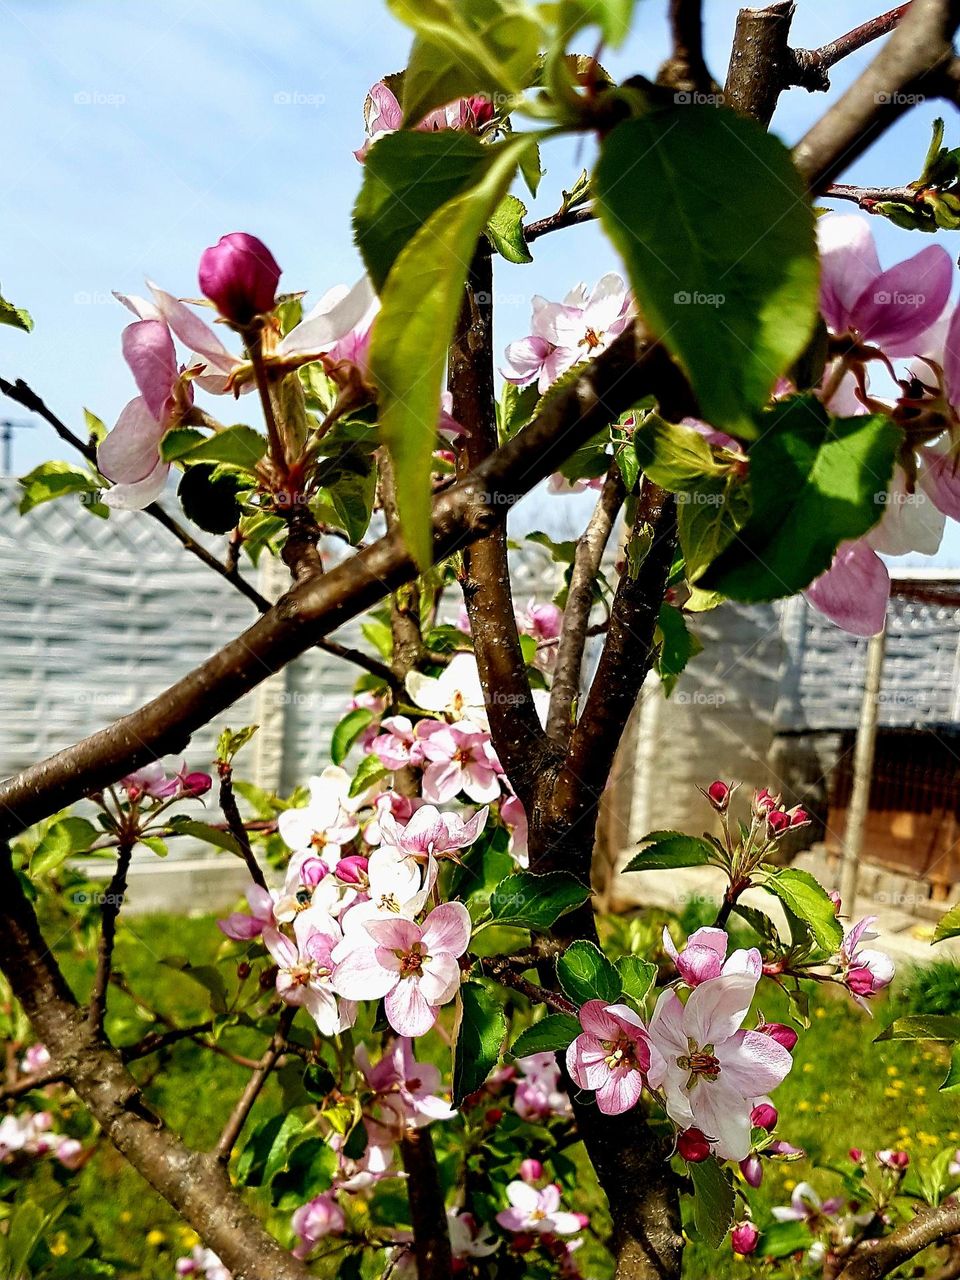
[18,910,960,1278]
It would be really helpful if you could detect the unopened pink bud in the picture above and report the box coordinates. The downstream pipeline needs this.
[335,855,369,885]
[300,857,328,887]
[751,1103,778,1131]
[519,1158,543,1183]
[754,787,778,814]
[849,1148,863,1163]
[829,890,842,915]
[198,232,281,325]
[739,1154,763,1187]
[757,1022,798,1051]
[877,1148,909,1170]
[705,780,732,811]
[677,1128,712,1162]
[179,771,212,797]
[767,810,790,834]
[731,1221,760,1256]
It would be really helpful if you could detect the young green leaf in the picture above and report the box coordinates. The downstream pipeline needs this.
[689,1157,736,1248]
[757,868,843,953]
[934,902,960,944]
[369,133,539,566]
[623,831,715,873]
[349,754,389,798]
[487,193,533,263]
[594,107,818,437]
[655,603,702,696]
[510,1013,582,1057]
[30,817,100,877]
[700,397,901,601]
[453,981,506,1104]
[633,415,726,492]
[489,870,591,929]
[165,424,266,472]
[18,461,102,516]
[559,0,636,45]
[0,287,33,332]
[331,708,374,766]
[617,955,657,1004]
[557,940,622,1006]
[875,1014,960,1043]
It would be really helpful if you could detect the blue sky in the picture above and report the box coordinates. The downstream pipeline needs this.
[1,0,958,560]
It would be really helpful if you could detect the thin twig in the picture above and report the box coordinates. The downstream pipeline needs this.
[799,4,912,80]
[218,763,269,891]
[87,837,134,1036]
[481,956,577,1015]
[524,205,595,245]
[827,181,927,208]
[215,1007,295,1162]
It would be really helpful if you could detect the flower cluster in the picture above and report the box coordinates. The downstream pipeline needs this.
[0,1109,83,1169]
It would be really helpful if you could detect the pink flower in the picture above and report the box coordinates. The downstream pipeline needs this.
[262,909,355,1035]
[772,1181,844,1223]
[518,600,563,642]
[751,1101,778,1130]
[513,1053,572,1121]
[277,768,361,862]
[331,902,471,1037]
[56,1137,84,1169]
[371,715,419,771]
[500,793,529,867]
[291,1193,345,1260]
[739,1154,763,1187]
[198,232,281,325]
[358,1037,455,1135]
[647,973,794,1161]
[839,916,895,1004]
[502,276,633,393]
[418,722,502,805]
[354,81,493,161]
[566,1001,658,1116]
[217,883,277,940]
[818,215,951,357]
[496,1182,582,1235]
[20,1044,50,1074]
[519,1157,544,1183]
[877,1148,910,1170]
[701,780,733,811]
[756,1021,798,1051]
[176,1247,232,1280]
[730,1221,760,1256]
[662,926,761,988]
[448,1210,499,1259]
[377,803,488,860]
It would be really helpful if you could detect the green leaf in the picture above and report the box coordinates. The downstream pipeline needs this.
[324,456,377,544]
[166,817,243,857]
[678,474,751,582]
[487,193,532,263]
[169,424,266,471]
[159,427,205,461]
[160,956,229,1013]
[557,940,622,1006]
[757,1219,814,1259]
[355,130,494,292]
[489,870,591,929]
[510,1013,581,1057]
[498,381,540,440]
[655,603,702,696]
[18,460,101,515]
[0,287,33,332]
[689,1157,735,1248]
[30,817,100,876]
[178,464,244,534]
[633,415,726,492]
[216,724,259,764]
[875,1014,960,1043]
[594,108,818,436]
[617,955,657,1003]
[83,407,108,443]
[349,753,389,798]
[623,831,715,873]
[700,397,901,601]
[331,708,374,765]
[369,132,539,566]
[940,1045,960,1092]
[389,0,543,126]
[453,981,506,1105]
[934,902,960,944]
[757,867,843,953]
[236,1113,304,1187]
[559,0,636,44]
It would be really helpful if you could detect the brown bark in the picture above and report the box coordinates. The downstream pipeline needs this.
[837,1205,960,1279]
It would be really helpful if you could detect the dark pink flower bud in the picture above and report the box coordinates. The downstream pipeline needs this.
[335,855,369,885]
[829,890,842,915]
[788,805,810,827]
[677,1128,712,1162]
[849,1148,864,1163]
[751,1102,778,1131]
[757,1022,798,1051]
[703,780,732,811]
[754,787,779,815]
[767,1140,804,1158]
[740,1155,763,1187]
[198,232,281,325]
[877,1148,909,1170]
[465,94,495,128]
[767,810,790,835]
[519,1158,543,1183]
[178,771,212,797]
[731,1221,760,1256]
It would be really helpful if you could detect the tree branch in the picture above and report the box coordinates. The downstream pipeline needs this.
[451,251,555,808]
[798,4,913,82]
[215,1007,294,1162]
[546,465,625,744]
[660,0,714,94]
[87,836,134,1036]
[837,1205,960,1280]
[399,1127,453,1280]
[218,763,269,892]
[480,956,577,1014]
[793,0,960,193]
[725,1,799,126]
[827,181,924,207]
[0,849,313,1280]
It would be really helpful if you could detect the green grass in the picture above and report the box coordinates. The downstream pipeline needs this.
[19,912,960,1278]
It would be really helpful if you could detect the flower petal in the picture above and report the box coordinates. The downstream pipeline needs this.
[804,540,889,637]
[420,901,471,957]
[385,977,437,1037]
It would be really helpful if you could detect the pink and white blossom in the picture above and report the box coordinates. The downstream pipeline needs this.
[647,973,794,1161]
[662,926,762,988]
[290,1193,345,1260]
[448,1209,499,1259]
[496,1181,582,1235]
[405,653,488,728]
[772,1181,844,1223]
[332,901,471,1037]
[838,916,895,1005]
[339,844,434,934]
[277,767,361,863]
[263,908,356,1035]
[358,1036,455,1134]
[354,81,494,161]
[418,721,503,805]
[513,1052,572,1121]
[175,1247,232,1280]
[377,803,488,861]
[566,1001,660,1116]
[217,883,277,941]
